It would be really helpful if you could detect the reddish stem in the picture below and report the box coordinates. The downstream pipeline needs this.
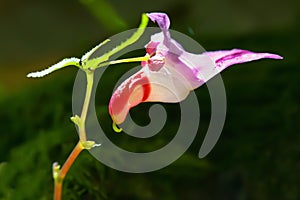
[54,141,84,200]
[53,182,62,200]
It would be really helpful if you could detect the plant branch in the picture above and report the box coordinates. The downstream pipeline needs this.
[53,141,84,200]
[98,55,149,68]
[53,69,95,200]
[78,70,94,142]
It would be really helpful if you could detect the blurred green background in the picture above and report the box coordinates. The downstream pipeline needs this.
[0,0,299,199]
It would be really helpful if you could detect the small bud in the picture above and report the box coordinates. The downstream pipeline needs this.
[52,162,61,180]
[81,141,101,150]
[70,115,81,126]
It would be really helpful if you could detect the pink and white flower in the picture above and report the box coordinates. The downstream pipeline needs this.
[109,12,283,125]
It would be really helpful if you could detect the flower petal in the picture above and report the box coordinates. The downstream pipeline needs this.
[109,12,283,125]
[145,66,194,103]
[109,65,194,125]
[146,31,215,88]
[146,12,170,31]
[109,70,151,124]
[203,49,283,71]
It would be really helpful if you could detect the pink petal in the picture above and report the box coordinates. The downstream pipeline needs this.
[109,70,151,124]
[167,50,214,88]
[147,13,171,42]
[109,66,194,125]
[146,32,214,88]
[109,12,283,125]
[145,41,160,55]
[203,49,283,71]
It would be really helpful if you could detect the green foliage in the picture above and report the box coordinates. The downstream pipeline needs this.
[0,130,61,199]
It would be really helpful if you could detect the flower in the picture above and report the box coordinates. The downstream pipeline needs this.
[109,12,283,125]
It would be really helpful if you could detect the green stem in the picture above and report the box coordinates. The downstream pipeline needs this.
[53,69,95,200]
[52,29,150,199]
[98,55,149,68]
[79,70,94,142]
[50,13,150,200]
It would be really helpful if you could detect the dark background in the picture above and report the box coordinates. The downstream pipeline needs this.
[0,0,299,199]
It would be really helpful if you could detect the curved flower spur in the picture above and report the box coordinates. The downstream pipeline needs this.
[109,12,283,127]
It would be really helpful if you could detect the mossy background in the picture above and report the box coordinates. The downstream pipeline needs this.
[0,0,299,199]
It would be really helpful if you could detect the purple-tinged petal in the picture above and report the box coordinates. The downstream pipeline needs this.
[203,49,283,71]
[146,12,170,31]
[164,51,210,88]
[146,31,215,88]
[147,13,172,43]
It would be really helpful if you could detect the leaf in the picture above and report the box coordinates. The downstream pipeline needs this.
[27,57,81,78]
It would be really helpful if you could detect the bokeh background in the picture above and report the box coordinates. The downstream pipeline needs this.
[0,0,299,199]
